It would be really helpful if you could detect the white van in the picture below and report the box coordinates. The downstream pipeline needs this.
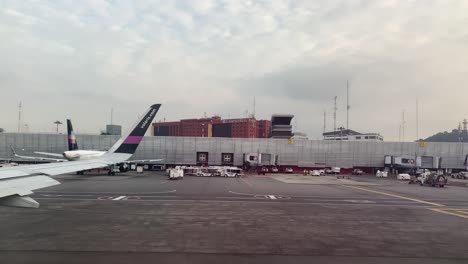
[222,167,243,178]
[310,170,320,176]
[195,167,213,177]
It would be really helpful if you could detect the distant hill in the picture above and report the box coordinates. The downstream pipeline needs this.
[421,129,468,142]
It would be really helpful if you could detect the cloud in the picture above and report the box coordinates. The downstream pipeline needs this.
[0,0,467,140]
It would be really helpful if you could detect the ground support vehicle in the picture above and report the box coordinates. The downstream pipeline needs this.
[168,167,184,180]
[451,171,468,179]
[352,169,363,175]
[422,173,447,187]
[376,170,388,177]
[311,170,321,176]
[222,167,242,178]
[257,167,268,175]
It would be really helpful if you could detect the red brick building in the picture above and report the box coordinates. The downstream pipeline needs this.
[222,118,257,138]
[257,119,272,138]
[152,116,271,138]
[179,116,221,137]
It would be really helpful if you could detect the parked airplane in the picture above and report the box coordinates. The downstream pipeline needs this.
[33,119,106,161]
[0,161,18,168]
[0,103,161,208]
[11,119,163,170]
[11,147,66,162]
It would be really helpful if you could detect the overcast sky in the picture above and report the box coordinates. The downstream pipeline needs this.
[0,0,467,141]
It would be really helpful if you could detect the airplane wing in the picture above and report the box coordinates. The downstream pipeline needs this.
[0,159,110,208]
[34,151,65,158]
[0,104,161,208]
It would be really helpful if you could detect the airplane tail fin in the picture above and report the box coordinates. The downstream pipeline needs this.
[67,119,78,151]
[107,104,161,155]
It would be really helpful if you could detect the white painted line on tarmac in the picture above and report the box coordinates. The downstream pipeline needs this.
[112,196,127,201]
[228,190,258,196]
[228,190,285,197]
[214,196,260,200]
[268,195,277,199]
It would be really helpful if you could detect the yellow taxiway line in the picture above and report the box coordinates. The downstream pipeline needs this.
[340,185,444,207]
[430,208,468,219]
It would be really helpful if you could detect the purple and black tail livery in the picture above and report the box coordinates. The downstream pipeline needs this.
[115,104,161,154]
[67,119,78,151]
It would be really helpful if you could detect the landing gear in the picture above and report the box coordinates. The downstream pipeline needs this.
[76,171,84,175]
[107,171,116,176]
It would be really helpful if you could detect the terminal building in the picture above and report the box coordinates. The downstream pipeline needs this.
[2,133,467,173]
[323,129,383,141]
[151,116,272,138]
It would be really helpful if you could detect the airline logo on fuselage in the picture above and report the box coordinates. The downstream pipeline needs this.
[140,109,157,129]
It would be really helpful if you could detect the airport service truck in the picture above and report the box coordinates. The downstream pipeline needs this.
[168,167,184,180]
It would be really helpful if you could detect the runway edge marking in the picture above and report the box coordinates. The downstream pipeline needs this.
[339,185,444,207]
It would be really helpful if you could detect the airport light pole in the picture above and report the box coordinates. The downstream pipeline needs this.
[53,120,63,134]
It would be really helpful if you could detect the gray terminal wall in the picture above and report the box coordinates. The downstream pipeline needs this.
[1,133,468,169]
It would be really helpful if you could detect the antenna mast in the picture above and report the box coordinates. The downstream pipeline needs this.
[399,124,401,142]
[333,96,337,131]
[416,98,419,140]
[110,107,114,125]
[253,96,256,119]
[323,111,326,134]
[17,101,22,133]
[346,80,350,130]
[402,110,405,142]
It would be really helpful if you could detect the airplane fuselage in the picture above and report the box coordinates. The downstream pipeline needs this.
[62,150,106,161]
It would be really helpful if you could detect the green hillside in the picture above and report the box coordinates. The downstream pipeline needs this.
[422,129,468,142]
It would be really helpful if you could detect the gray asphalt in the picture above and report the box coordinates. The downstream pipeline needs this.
[1,172,468,263]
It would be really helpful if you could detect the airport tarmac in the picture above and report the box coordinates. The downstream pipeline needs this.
[1,172,468,263]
